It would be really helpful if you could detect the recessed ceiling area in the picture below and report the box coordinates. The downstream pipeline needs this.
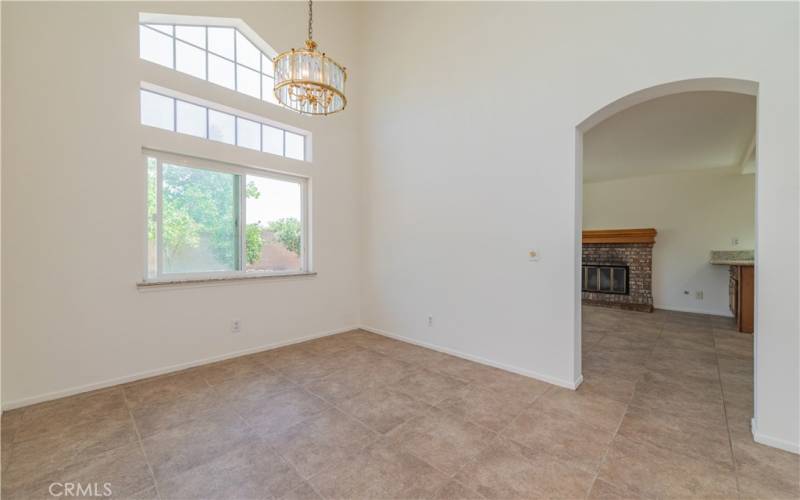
[583,91,756,183]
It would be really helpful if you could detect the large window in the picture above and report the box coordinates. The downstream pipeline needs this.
[140,22,278,105]
[146,152,308,280]
[140,88,307,161]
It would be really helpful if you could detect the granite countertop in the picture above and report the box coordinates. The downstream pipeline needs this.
[710,250,754,266]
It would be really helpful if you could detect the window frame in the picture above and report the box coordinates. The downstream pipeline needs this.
[143,149,311,283]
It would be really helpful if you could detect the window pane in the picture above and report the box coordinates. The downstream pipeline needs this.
[262,75,277,104]
[613,268,626,293]
[587,268,598,290]
[262,125,283,155]
[235,31,261,69]
[139,25,174,68]
[175,25,205,48]
[161,163,238,274]
[208,109,235,144]
[237,117,260,151]
[147,157,158,278]
[208,54,235,90]
[208,27,234,58]
[262,54,274,77]
[236,64,261,99]
[140,90,174,130]
[175,40,206,79]
[245,175,302,272]
[285,132,305,160]
[145,24,173,36]
[176,100,207,138]
[600,268,611,291]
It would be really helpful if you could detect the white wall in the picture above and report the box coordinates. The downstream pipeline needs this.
[1,2,363,407]
[584,169,755,316]
[358,2,799,452]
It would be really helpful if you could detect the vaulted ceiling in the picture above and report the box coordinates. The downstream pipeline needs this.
[583,91,756,183]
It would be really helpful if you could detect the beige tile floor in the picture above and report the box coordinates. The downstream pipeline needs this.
[2,307,798,499]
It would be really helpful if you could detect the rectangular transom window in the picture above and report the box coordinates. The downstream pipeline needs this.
[146,151,309,281]
[140,87,308,161]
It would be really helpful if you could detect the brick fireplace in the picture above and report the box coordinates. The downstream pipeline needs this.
[582,228,656,312]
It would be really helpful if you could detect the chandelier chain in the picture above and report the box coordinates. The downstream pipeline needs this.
[273,0,346,115]
[308,0,313,41]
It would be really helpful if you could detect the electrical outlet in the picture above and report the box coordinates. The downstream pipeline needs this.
[232,319,241,334]
[695,291,704,300]
[731,237,740,246]
[427,315,433,327]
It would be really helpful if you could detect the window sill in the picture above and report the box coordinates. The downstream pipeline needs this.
[137,271,317,290]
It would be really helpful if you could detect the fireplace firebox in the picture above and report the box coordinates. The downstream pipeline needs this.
[582,264,628,295]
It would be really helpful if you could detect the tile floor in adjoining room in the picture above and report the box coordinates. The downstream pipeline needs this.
[2,307,798,499]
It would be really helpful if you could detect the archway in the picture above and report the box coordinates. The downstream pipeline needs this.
[573,77,759,427]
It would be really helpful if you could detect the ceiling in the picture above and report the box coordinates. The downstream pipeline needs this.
[583,91,756,183]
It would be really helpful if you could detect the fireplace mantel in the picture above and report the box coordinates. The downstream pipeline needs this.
[583,228,657,245]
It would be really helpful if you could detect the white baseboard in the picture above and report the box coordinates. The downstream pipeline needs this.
[654,304,733,318]
[360,325,582,390]
[2,325,359,411]
[752,419,800,455]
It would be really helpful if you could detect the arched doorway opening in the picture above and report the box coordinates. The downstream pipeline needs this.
[573,77,759,436]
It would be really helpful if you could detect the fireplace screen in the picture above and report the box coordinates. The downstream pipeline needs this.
[582,264,628,295]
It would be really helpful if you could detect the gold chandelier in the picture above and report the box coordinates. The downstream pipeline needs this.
[273,0,347,115]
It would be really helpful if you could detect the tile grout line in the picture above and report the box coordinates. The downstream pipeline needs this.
[203,360,357,500]
[459,372,630,495]
[304,369,466,495]
[712,332,743,499]
[240,346,393,496]
[298,346,520,498]
[199,365,321,500]
[249,349,409,498]
[122,388,162,500]
[368,325,668,498]
[1,407,25,478]
[598,313,744,497]
[6,390,157,498]
[493,385,556,438]
[583,312,666,499]
[484,385,611,498]
[122,368,284,499]
[441,388,541,479]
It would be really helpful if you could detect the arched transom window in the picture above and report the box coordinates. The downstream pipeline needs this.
[140,20,278,105]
